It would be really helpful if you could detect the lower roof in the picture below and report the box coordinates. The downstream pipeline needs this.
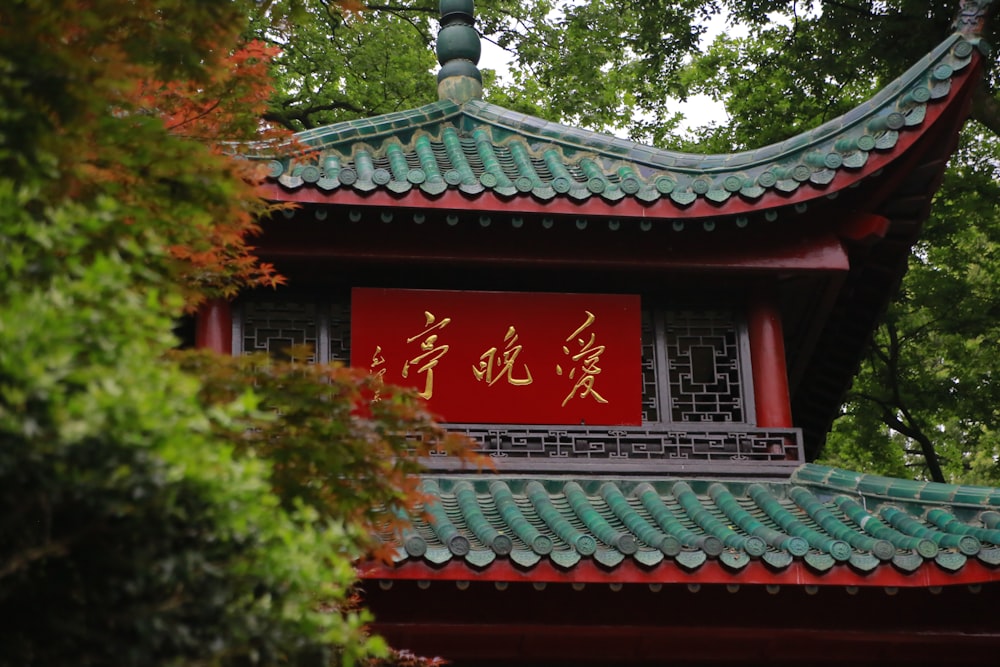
[366,464,1000,588]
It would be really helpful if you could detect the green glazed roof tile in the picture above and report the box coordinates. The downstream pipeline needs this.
[385,464,1000,582]
[804,552,836,572]
[893,552,924,572]
[792,464,1000,507]
[979,547,1000,565]
[549,549,581,569]
[762,550,794,569]
[675,550,707,570]
[936,552,967,571]
[594,548,626,568]
[848,552,881,571]
[509,549,542,568]
[720,550,751,570]
[260,32,979,224]
[424,546,452,564]
[464,549,496,568]
[633,549,665,567]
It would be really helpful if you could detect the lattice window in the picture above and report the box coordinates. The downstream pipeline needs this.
[237,297,352,364]
[662,310,746,423]
[640,309,660,423]
[328,298,351,363]
[240,301,319,363]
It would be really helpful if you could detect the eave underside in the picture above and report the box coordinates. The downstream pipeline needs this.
[366,580,1000,665]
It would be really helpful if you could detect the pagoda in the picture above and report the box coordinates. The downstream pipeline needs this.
[196,1,1000,663]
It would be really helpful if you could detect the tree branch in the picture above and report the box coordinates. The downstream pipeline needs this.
[264,100,366,131]
[881,321,946,482]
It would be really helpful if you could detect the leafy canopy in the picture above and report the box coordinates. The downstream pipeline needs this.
[0,1,475,665]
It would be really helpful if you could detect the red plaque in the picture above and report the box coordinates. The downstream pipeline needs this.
[351,288,642,425]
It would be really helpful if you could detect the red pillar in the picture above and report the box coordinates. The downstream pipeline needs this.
[747,290,792,428]
[195,298,232,355]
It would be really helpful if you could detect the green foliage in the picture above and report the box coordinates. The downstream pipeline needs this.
[820,128,1000,483]
[680,1,976,149]
[0,185,378,665]
[247,0,440,130]
[247,0,714,137]
[484,0,712,136]
[173,348,481,556]
[0,0,461,664]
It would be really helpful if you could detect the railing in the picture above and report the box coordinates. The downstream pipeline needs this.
[419,423,804,476]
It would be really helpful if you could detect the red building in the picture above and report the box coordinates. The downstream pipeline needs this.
[198,2,1000,663]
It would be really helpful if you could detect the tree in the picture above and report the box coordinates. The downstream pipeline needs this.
[248,0,440,131]
[245,0,721,136]
[0,1,474,664]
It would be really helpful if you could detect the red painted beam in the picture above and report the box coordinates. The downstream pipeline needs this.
[260,231,850,273]
[360,555,1000,588]
[194,298,232,355]
[837,212,891,245]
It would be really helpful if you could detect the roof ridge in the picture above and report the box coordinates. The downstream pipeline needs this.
[460,33,971,173]
[792,463,1000,507]
[292,100,462,151]
[264,32,982,213]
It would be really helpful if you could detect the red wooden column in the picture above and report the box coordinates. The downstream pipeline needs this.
[195,298,232,355]
[747,289,792,428]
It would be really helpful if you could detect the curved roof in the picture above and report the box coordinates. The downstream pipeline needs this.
[367,464,1000,588]
[263,33,983,224]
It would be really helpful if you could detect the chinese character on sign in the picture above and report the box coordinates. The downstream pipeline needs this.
[472,325,533,387]
[557,310,608,407]
[401,310,451,399]
[369,345,386,402]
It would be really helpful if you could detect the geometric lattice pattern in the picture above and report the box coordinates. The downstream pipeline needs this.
[328,297,351,363]
[238,298,352,364]
[664,310,744,423]
[421,423,802,473]
[240,300,319,363]
[640,309,661,423]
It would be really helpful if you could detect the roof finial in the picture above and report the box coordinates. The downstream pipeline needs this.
[436,0,482,104]
[953,0,997,38]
